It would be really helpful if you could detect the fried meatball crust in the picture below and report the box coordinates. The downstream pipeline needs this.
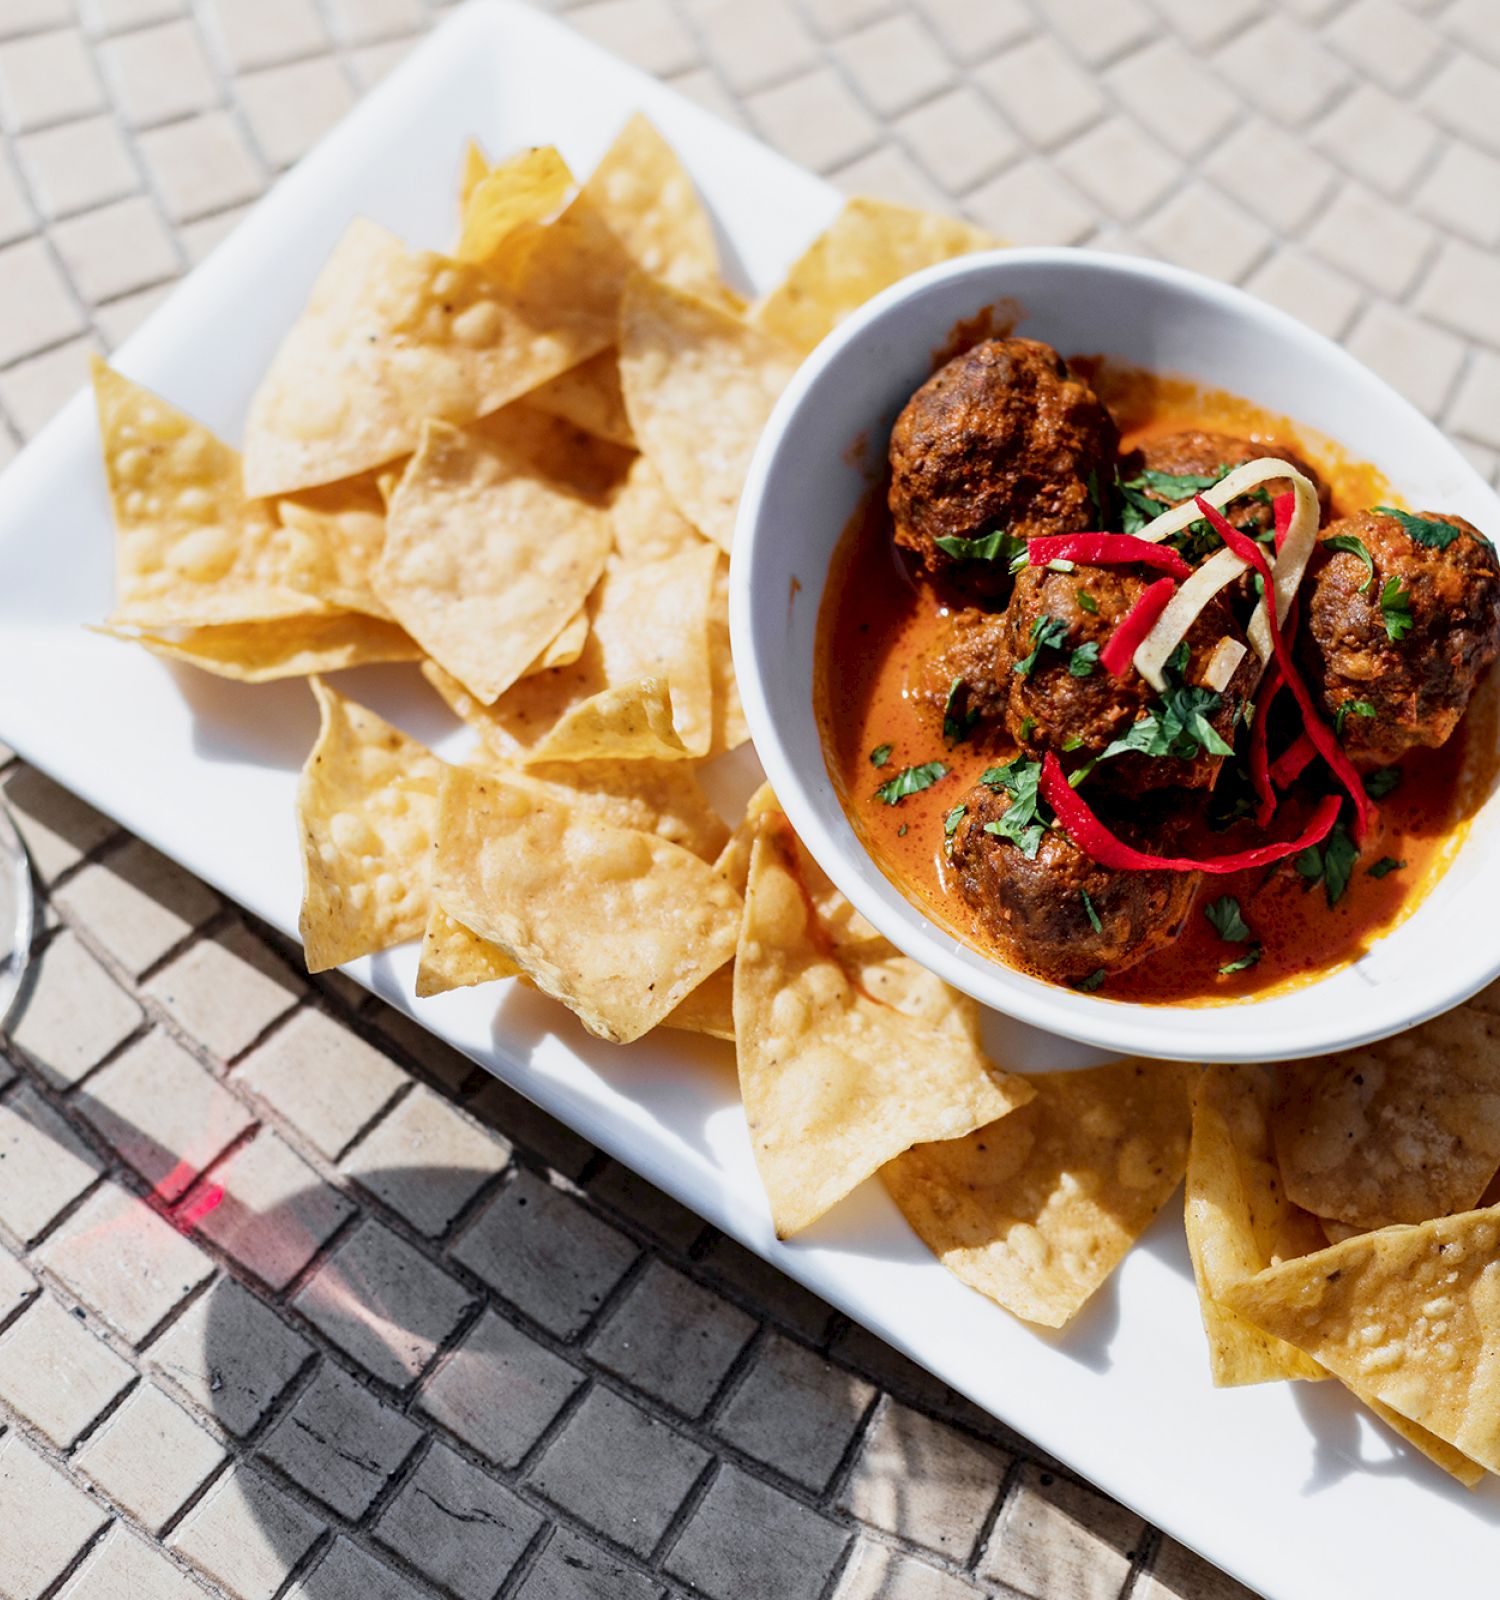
[1125,429,1327,537]
[911,608,1011,729]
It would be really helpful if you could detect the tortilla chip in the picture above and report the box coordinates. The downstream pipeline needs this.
[707,554,748,753]
[734,813,1030,1238]
[243,218,608,496]
[663,960,735,1040]
[1185,1066,1328,1386]
[883,1060,1195,1328]
[844,942,985,1052]
[754,197,997,355]
[456,145,572,264]
[277,472,391,618]
[1273,1002,1500,1229]
[610,454,707,565]
[1346,1378,1486,1486]
[485,186,634,338]
[524,676,688,763]
[103,613,420,681]
[460,139,489,210]
[1322,1217,1366,1246]
[1223,1208,1500,1475]
[522,605,589,676]
[376,418,611,703]
[415,905,519,998]
[428,543,718,759]
[527,348,636,449]
[466,401,632,503]
[93,359,328,628]
[434,767,741,1043]
[297,679,444,971]
[619,274,796,552]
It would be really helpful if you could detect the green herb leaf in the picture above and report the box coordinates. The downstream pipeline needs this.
[1219,944,1263,975]
[979,757,1047,859]
[1322,823,1359,908]
[1204,896,1252,943]
[1069,641,1100,678]
[1365,766,1402,799]
[1061,733,1084,752]
[1080,887,1102,934]
[942,677,978,744]
[1076,588,1099,614]
[1380,574,1414,642]
[1324,532,1375,593]
[875,761,948,805]
[1131,467,1228,500]
[1074,968,1108,992]
[932,528,1027,565]
[1166,638,1192,683]
[1367,856,1405,878]
[1012,615,1070,677]
[1334,700,1376,737]
[1019,715,1036,740]
[869,743,892,768]
[1101,681,1232,763]
[897,823,908,836]
[944,805,966,837]
[1376,506,1459,550]
[1086,466,1103,523]
[1295,844,1325,886]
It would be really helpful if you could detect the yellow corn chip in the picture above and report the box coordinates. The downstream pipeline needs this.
[1343,1377,1486,1486]
[663,960,735,1041]
[93,359,329,628]
[1223,1208,1500,1476]
[527,349,636,449]
[1185,1066,1328,1386]
[620,274,796,552]
[456,145,572,264]
[297,680,444,972]
[609,454,707,565]
[735,813,1030,1238]
[1273,1001,1500,1228]
[277,472,391,617]
[243,218,608,496]
[460,138,489,210]
[882,1061,1195,1328]
[376,418,611,703]
[522,605,589,676]
[707,554,748,754]
[754,197,997,355]
[524,676,687,763]
[415,905,519,998]
[434,767,741,1043]
[1322,1217,1366,1246]
[102,613,420,682]
[485,186,633,335]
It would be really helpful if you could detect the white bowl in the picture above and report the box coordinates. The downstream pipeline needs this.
[731,247,1500,1063]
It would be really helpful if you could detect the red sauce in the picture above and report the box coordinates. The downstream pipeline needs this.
[816,361,1499,1006]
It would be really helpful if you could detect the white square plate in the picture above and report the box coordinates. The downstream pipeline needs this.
[0,6,1492,1594]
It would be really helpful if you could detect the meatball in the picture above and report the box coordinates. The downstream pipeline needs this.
[949,782,1199,984]
[888,338,1118,600]
[1002,563,1251,790]
[911,608,1010,729]
[1302,508,1500,766]
[1123,429,1326,539]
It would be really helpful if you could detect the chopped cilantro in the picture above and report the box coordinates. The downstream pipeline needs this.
[875,761,948,805]
[869,743,892,768]
[1102,682,1232,763]
[1076,588,1099,614]
[1167,638,1192,682]
[942,677,978,744]
[1012,615,1070,676]
[1376,506,1459,550]
[1324,532,1375,593]
[1219,944,1263,975]
[1086,467,1103,523]
[1132,467,1228,500]
[1380,574,1413,642]
[1080,887,1102,934]
[1367,856,1405,878]
[1365,766,1402,799]
[1296,822,1359,907]
[933,528,1027,568]
[1204,895,1252,943]
[1019,715,1036,740]
[979,756,1047,859]
[1069,641,1100,678]
[897,823,908,836]
[944,804,966,837]
[1061,733,1084,752]
[1334,700,1376,737]
[1045,558,1076,573]
[1074,968,1108,992]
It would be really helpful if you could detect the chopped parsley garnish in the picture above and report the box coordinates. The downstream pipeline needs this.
[897,823,908,836]
[875,761,948,805]
[1133,467,1228,500]
[1075,968,1108,992]
[1324,532,1375,593]
[1367,856,1405,878]
[1076,588,1099,614]
[1019,715,1036,740]
[1080,887,1102,934]
[942,677,978,744]
[1219,944,1263,975]
[1295,822,1359,908]
[1061,733,1084,752]
[1102,683,1232,763]
[1334,700,1376,737]
[1380,574,1414,642]
[1376,506,1459,550]
[944,804,967,837]
[1365,766,1402,799]
[1012,615,1070,676]
[1086,467,1104,522]
[1167,638,1192,681]
[1069,641,1100,678]
[869,743,892,768]
[1204,895,1252,943]
[979,756,1047,858]
[933,528,1028,571]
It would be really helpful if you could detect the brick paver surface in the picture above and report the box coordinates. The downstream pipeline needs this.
[2,0,1490,1593]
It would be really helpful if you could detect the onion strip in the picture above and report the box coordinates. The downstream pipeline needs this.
[1200,635,1248,694]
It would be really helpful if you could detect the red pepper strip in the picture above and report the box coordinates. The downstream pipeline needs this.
[1247,664,1284,828]
[1273,491,1295,552]
[1040,753,1342,875]
[1270,732,1317,790]
[1194,495,1374,841]
[1100,575,1176,679]
[1027,533,1192,580]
